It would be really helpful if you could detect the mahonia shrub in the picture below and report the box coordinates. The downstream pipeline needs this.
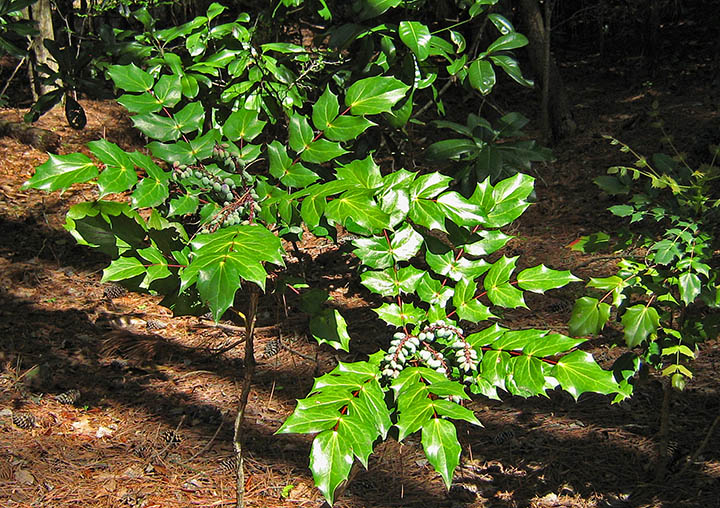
[22,2,626,505]
[569,131,720,395]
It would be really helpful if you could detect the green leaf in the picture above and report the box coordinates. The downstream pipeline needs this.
[453,279,497,321]
[345,76,410,115]
[312,85,339,131]
[324,115,375,142]
[117,93,162,114]
[374,302,424,327]
[484,255,517,289]
[352,236,393,269]
[508,355,546,396]
[422,418,460,489]
[89,139,137,196]
[462,230,511,257]
[223,108,267,142]
[181,226,284,320]
[102,256,146,282]
[108,63,154,93]
[23,153,97,191]
[437,191,487,227]
[398,21,431,61]
[621,304,660,347]
[174,102,205,134]
[650,239,681,265]
[130,154,170,208]
[432,399,481,426]
[325,190,390,232]
[486,32,528,53]
[553,350,619,400]
[569,297,611,337]
[153,74,182,108]
[310,308,351,352]
[336,155,382,189]
[517,265,581,294]
[301,139,348,164]
[467,59,496,94]
[289,113,314,153]
[678,271,701,305]
[416,274,453,306]
[587,275,627,307]
[169,192,200,216]
[309,430,353,505]
[132,113,179,142]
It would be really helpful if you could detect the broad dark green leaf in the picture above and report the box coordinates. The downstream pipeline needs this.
[153,74,182,108]
[174,102,205,134]
[453,279,497,321]
[101,256,146,282]
[336,155,382,189]
[132,113,179,142]
[117,93,162,114]
[289,113,314,153]
[462,230,511,257]
[416,274,453,306]
[486,32,528,53]
[398,21,431,61]
[508,355,546,397]
[325,190,390,232]
[467,59,496,94]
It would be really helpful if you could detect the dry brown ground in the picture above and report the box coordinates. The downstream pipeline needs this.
[1,49,719,508]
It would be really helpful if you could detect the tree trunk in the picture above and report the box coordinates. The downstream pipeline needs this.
[518,0,576,142]
[24,0,57,99]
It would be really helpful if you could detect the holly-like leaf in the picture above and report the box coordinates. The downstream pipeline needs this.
[310,308,351,352]
[569,297,611,337]
[289,113,314,153]
[678,271,701,305]
[312,85,339,131]
[223,108,267,142]
[345,76,410,115]
[453,279,497,321]
[508,355,546,397]
[180,225,284,320]
[132,113,179,142]
[301,139,348,164]
[153,74,182,108]
[374,302,424,327]
[309,430,353,505]
[102,256,146,282]
[553,350,619,400]
[174,102,205,134]
[117,93,162,114]
[462,230,511,257]
[417,273,454,306]
[336,155,382,189]
[108,63,154,93]
[23,153,97,191]
[324,115,375,142]
[398,21,431,61]
[621,304,660,347]
[517,265,581,294]
[422,417,461,489]
[325,190,390,232]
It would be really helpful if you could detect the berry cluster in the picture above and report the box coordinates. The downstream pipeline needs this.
[172,162,240,205]
[380,320,480,381]
[213,143,255,186]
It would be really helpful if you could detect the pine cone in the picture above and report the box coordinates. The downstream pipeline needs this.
[103,284,127,300]
[12,413,35,429]
[145,319,167,330]
[161,430,182,444]
[262,338,281,359]
[493,428,515,445]
[55,389,81,405]
[218,456,237,473]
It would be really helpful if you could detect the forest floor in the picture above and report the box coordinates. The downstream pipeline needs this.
[1,39,720,508]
